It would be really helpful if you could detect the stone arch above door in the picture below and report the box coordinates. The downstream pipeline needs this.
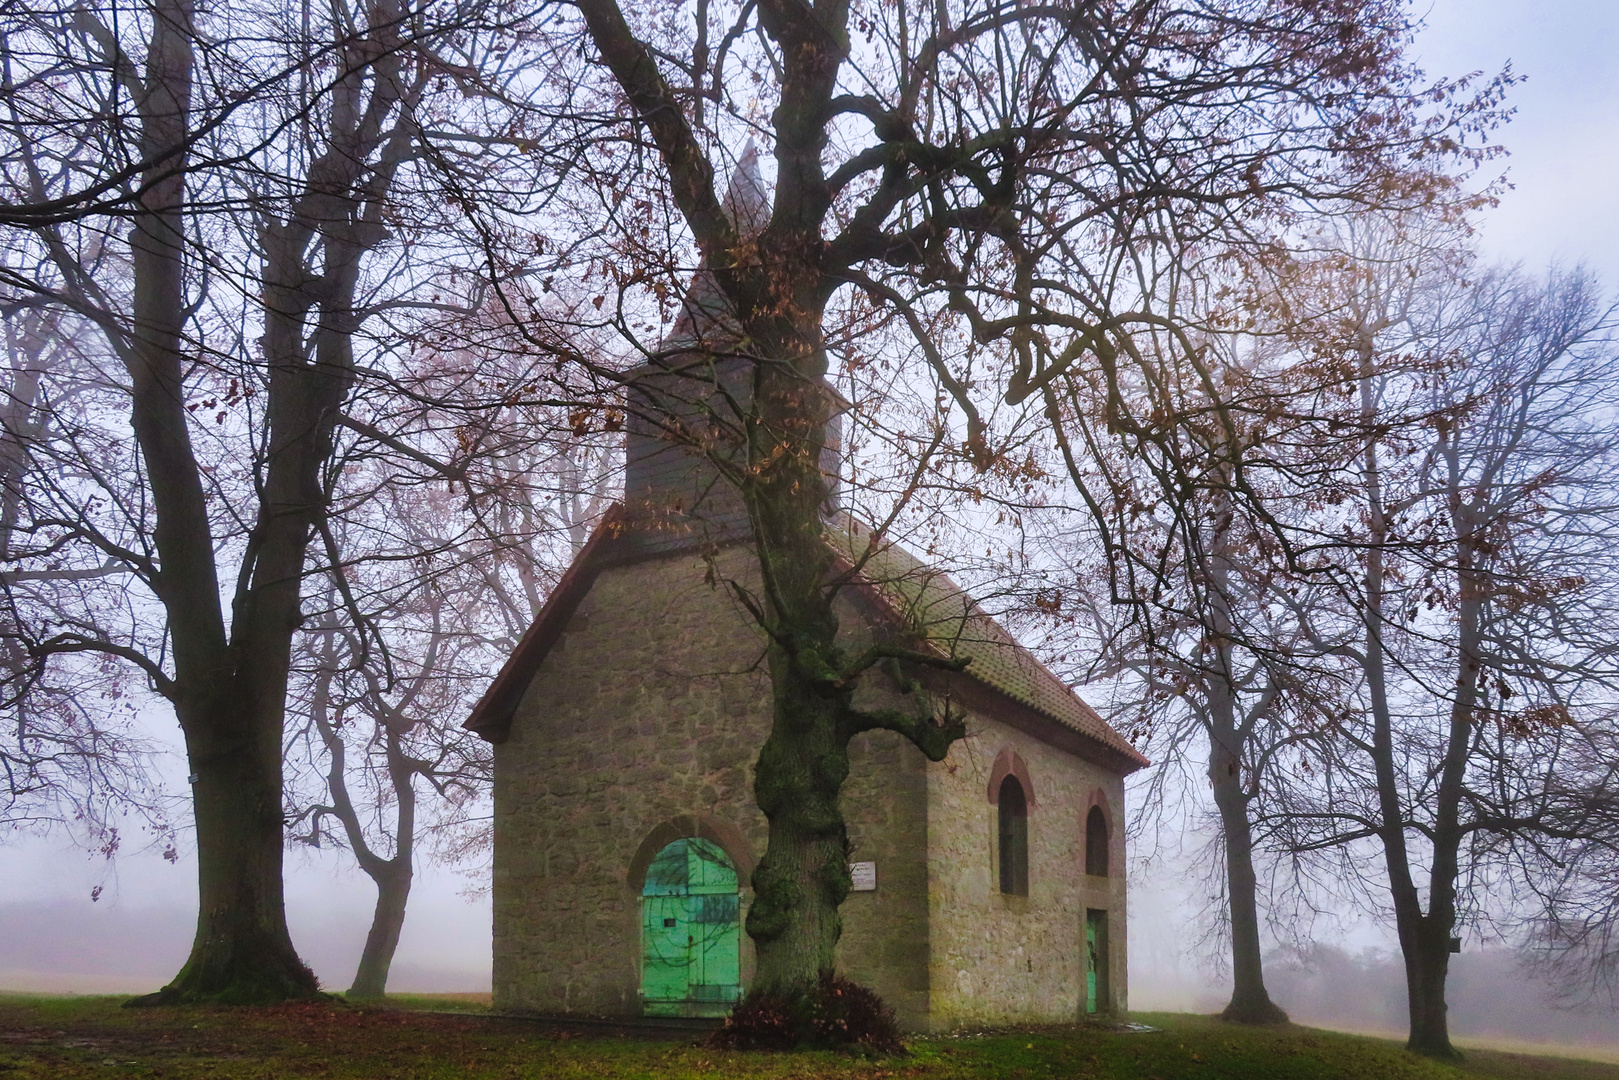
[627,813,756,891]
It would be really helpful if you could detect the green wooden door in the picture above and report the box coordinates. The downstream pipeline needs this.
[1085,910,1100,1014]
[641,837,741,1016]
[1085,908,1109,1015]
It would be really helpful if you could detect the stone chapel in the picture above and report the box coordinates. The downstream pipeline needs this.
[464,148,1149,1031]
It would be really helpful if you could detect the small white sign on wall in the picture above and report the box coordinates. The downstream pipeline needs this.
[850,861,877,892]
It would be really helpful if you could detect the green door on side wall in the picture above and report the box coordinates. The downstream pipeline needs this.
[1085,908,1108,1014]
[641,837,742,1016]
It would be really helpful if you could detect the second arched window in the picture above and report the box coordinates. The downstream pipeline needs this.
[998,774,1029,895]
[1086,805,1110,877]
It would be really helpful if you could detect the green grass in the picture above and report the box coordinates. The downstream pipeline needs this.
[0,994,1611,1080]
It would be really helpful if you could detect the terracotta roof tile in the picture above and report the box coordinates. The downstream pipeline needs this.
[827,518,1148,769]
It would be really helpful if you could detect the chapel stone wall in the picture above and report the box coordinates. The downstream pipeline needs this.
[492,545,934,1026]
[924,714,1129,1029]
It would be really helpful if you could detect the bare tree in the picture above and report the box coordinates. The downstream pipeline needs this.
[1268,263,1619,1057]
[440,0,1505,999]
[0,292,176,843]
[295,603,491,1000]
[1034,309,1372,1023]
[0,0,553,1002]
[286,377,616,997]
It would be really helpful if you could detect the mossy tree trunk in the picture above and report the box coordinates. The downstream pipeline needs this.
[740,357,848,982]
[577,0,975,994]
[739,346,968,991]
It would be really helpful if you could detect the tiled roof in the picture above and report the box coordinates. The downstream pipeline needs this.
[826,517,1149,770]
[467,506,1149,773]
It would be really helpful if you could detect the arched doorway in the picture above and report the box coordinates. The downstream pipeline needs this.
[640,836,742,1016]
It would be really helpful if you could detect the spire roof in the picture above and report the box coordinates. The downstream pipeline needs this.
[721,140,768,236]
[664,141,769,349]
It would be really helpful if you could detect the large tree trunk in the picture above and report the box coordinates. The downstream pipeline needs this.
[159,689,318,1003]
[143,336,338,1003]
[577,0,967,997]
[738,318,966,990]
[1365,613,1454,1056]
[740,333,851,991]
[729,4,860,983]
[1384,663,1470,1060]
[1401,912,1457,1057]
[747,651,852,989]
[121,0,319,1005]
[738,339,968,992]
[144,536,323,1003]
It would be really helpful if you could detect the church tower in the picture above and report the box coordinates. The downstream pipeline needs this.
[620,143,840,557]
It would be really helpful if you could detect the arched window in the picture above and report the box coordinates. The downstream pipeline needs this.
[998,774,1029,895]
[1086,805,1110,877]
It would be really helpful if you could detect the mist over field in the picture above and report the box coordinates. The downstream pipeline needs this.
[0,837,490,996]
[1126,854,1619,1057]
[1265,948,1619,1049]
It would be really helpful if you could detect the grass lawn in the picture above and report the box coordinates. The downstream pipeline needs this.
[0,993,1612,1080]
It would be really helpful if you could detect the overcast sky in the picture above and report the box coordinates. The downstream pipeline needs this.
[4,0,1617,1035]
[1416,0,1619,281]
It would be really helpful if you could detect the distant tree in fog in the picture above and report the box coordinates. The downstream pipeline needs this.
[285,343,617,997]
[1266,261,1619,1057]
[0,297,173,847]
[1029,215,1477,1029]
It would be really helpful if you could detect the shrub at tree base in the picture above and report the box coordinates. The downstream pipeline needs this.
[707,971,904,1054]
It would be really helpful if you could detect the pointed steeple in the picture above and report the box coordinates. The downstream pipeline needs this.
[664,141,769,348]
[721,140,769,237]
[621,141,840,553]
